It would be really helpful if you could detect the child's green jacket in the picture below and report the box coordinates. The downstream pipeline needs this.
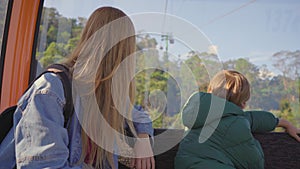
[175,92,279,169]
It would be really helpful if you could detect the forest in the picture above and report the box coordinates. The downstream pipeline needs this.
[0,0,8,51]
[15,7,300,128]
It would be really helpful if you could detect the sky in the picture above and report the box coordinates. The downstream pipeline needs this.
[44,0,300,74]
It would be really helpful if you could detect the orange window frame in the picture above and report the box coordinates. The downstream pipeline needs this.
[0,0,43,112]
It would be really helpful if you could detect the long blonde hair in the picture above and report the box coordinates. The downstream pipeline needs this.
[207,70,250,108]
[64,7,136,168]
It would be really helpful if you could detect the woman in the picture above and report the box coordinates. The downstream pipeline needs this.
[9,7,154,169]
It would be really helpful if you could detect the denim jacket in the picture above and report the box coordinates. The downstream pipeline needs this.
[0,72,153,169]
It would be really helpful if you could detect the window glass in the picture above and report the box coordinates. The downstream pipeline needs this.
[36,0,300,128]
[0,0,9,59]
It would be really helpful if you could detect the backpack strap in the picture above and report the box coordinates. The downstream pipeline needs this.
[0,105,17,143]
[46,64,73,128]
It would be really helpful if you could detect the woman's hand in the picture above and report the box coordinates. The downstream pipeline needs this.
[130,133,155,169]
[278,118,300,142]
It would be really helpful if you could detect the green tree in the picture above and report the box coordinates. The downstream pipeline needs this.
[223,58,259,84]
[135,34,184,128]
[136,34,157,50]
[183,51,210,92]
[39,42,64,67]
[279,99,296,124]
[37,7,84,68]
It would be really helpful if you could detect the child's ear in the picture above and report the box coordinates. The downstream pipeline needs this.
[207,87,212,93]
[241,102,246,109]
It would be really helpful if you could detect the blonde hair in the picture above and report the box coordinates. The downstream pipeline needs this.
[207,70,250,107]
[64,7,136,168]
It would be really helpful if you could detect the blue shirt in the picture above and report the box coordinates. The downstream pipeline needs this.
[0,72,153,169]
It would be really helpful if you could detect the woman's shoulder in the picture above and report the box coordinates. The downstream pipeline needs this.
[36,72,64,94]
[18,72,66,105]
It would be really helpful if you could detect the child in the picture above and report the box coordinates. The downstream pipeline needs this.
[175,70,299,169]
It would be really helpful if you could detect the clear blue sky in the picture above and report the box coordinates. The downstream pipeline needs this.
[45,0,300,74]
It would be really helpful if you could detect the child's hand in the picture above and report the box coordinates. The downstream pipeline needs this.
[285,125,300,142]
[278,118,300,142]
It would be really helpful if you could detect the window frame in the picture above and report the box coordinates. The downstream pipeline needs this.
[0,0,44,111]
[0,0,13,104]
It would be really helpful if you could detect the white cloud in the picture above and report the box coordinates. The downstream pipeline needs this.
[208,45,218,55]
[248,51,282,75]
[248,51,273,63]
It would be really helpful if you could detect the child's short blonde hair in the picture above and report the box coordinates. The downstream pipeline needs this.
[207,70,250,107]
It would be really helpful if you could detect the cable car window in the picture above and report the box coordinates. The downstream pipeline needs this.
[35,0,299,129]
[0,0,9,64]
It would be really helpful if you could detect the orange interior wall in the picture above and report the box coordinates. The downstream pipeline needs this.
[0,0,42,112]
